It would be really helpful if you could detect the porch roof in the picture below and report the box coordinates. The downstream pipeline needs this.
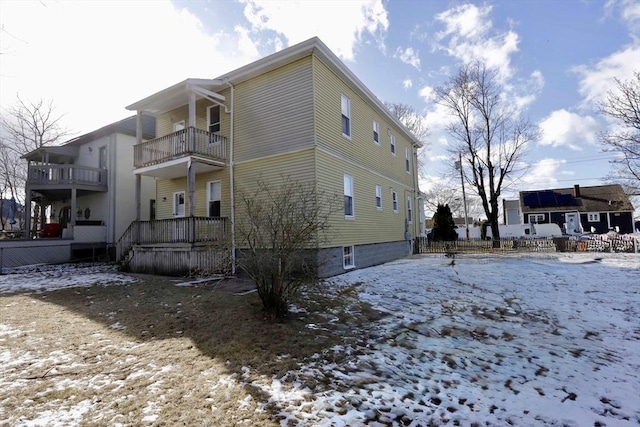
[22,145,79,163]
[126,78,226,116]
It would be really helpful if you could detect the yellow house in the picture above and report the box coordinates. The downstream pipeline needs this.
[121,37,424,277]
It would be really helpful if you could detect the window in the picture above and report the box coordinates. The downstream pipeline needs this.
[375,185,382,209]
[99,146,107,169]
[588,212,600,222]
[392,190,398,213]
[528,213,544,223]
[207,181,221,217]
[373,120,380,144]
[341,95,351,137]
[344,174,354,218]
[343,246,355,269]
[389,131,396,155]
[405,147,411,173]
[149,199,156,220]
[407,197,413,223]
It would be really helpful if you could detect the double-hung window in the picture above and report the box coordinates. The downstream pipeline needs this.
[405,147,411,173]
[389,131,396,155]
[373,120,380,144]
[343,246,355,269]
[341,94,351,138]
[344,174,354,218]
[375,185,382,210]
[207,181,221,217]
[392,190,398,213]
[407,197,413,223]
[587,213,600,222]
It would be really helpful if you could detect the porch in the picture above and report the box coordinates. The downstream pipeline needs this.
[117,217,230,276]
[134,127,226,171]
[27,164,108,190]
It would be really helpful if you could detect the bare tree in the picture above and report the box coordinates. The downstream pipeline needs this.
[0,96,70,233]
[385,101,429,145]
[599,71,640,198]
[236,176,340,320]
[434,61,539,242]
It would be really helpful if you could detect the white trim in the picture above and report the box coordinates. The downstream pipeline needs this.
[587,212,600,222]
[206,105,221,135]
[373,120,380,145]
[407,196,413,223]
[375,184,382,210]
[528,213,544,223]
[389,130,396,156]
[405,147,411,173]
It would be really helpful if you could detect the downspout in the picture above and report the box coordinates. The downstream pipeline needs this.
[224,78,236,275]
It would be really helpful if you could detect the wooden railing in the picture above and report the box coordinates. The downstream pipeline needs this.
[134,127,227,168]
[116,217,227,261]
[27,165,107,187]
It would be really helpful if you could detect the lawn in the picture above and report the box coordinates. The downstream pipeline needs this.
[1,254,639,426]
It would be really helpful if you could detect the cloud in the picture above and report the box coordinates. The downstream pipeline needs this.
[538,110,601,150]
[403,79,413,89]
[513,70,545,111]
[573,43,640,109]
[434,4,519,80]
[418,85,435,101]
[240,0,389,61]
[522,158,567,188]
[395,46,421,70]
[605,0,640,36]
[0,1,261,135]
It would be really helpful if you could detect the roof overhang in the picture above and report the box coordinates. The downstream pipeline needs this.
[22,145,79,163]
[126,78,226,115]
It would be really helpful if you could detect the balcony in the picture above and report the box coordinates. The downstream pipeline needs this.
[134,127,226,178]
[27,164,108,192]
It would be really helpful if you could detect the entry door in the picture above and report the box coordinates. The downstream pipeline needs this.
[173,121,185,154]
[173,191,186,241]
[565,212,580,234]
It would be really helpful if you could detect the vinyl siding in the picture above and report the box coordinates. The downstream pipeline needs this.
[316,149,410,247]
[155,170,230,220]
[233,56,315,163]
[312,55,415,189]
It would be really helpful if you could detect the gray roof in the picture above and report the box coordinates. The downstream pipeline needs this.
[520,184,634,213]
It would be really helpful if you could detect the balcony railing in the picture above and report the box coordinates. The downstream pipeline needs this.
[27,165,107,187]
[134,127,227,168]
[116,216,228,261]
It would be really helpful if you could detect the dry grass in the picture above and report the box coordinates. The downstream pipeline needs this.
[0,275,374,426]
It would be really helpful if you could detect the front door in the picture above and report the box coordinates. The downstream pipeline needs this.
[173,191,186,241]
[173,121,185,155]
[565,212,581,234]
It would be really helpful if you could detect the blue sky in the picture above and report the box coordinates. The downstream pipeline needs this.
[1,0,638,211]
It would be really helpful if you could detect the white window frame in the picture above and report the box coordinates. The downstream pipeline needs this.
[375,185,382,210]
[373,120,380,144]
[407,196,413,223]
[207,180,221,218]
[405,147,411,173]
[98,146,107,169]
[173,191,186,217]
[528,213,544,223]
[344,174,354,218]
[341,94,351,138]
[392,190,398,213]
[587,212,600,222]
[207,105,222,145]
[343,245,355,269]
[389,130,396,155]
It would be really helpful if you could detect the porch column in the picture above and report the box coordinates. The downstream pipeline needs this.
[40,199,47,226]
[188,92,196,152]
[187,160,196,243]
[135,111,143,221]
[70,188,77,238]
[24,186,32,239]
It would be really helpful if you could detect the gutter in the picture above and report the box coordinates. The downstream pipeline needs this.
[224,78,236,275]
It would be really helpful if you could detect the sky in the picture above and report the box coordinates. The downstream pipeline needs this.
[1,0,638,214]
[1,253,639,424]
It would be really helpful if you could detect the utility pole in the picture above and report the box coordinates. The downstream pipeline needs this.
[457,152,470,240]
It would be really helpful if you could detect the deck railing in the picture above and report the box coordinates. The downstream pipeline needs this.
[116,216,228,261]
[134,127,227,168]
[27,165,107,187]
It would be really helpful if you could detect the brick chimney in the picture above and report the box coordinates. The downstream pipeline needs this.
[573,184,580,197]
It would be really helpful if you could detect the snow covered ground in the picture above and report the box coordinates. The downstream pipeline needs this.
[1,253,639,426]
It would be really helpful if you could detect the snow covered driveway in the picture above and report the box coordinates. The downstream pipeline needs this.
[255,253,640,426]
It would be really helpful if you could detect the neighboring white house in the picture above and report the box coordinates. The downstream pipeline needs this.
[22,115,156,258]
